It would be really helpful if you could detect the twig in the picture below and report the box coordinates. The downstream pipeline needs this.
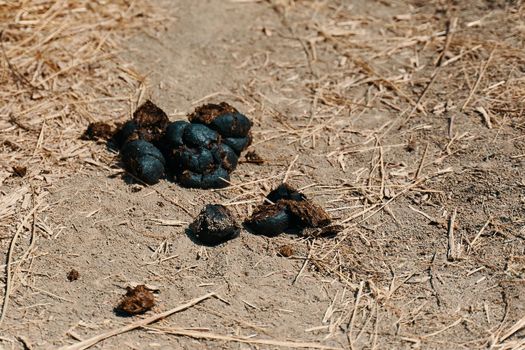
[0,203,42,327]
[414,143,429,180]
[404,17,457,124]
[461,47,496,111]
[347,281,365,350]
[283,154,299,183]
[350,168,453,224]
[498,316,525,343]
[292,240,313,285]
[469,217,492,248]
[428,252,442,307]
[446,208,459,261]
[147,326,342,350]
[60,292,216,350]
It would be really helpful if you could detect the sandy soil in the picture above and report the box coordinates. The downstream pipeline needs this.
[1,0,525,349]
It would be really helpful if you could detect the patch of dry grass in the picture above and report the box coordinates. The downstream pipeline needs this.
[0,0,165,329]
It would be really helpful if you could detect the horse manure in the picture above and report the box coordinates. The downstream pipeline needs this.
[115,285,155,316]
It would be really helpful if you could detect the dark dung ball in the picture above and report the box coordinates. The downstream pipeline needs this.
[178,167,230,189]
[209,112,252,138]
[245,204,291,236]
[176,146,215,174]
[112,120,138,148]
[182,123,220,148]
[222,134,252,155]
[164,121,189,148]
[212,143,238,172]
[121,140,166,184]
[178,171,203,188]
[201,167,230,188]
[189,204,240,245]
[133,155,165,185]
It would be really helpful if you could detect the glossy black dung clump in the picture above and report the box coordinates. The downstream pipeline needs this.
[83,100,253,189]
[189,204,240,245]
[121,140,166,184]
[245,183,335,237]
[164,121,189,148]
[223,135,252,155]
[245,204,290,236]
[169,102,252,189]
[179,167,229,189]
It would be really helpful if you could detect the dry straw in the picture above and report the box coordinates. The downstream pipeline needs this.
[0,0,164,329]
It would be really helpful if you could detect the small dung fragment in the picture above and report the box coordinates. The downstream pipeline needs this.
[66,269,79,282]
[278,244,294,257]
[190,204,240,245]
[245,183,333,237]
[81,122,114,141]
[12,165,27,177]
[115,285,155,316]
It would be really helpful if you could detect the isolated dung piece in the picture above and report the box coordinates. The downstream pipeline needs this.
[66,269,79,282]
[81,122,114,141]
[115,285,155,316]
[245,183,333,237]
[278,244,294,257]
[12,165,27,177]
[121,140,166,184]
[190,204,240,245]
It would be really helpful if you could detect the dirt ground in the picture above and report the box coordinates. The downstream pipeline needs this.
[1,0,525,349]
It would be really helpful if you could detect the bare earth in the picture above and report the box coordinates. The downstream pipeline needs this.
[1,0,525,349]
